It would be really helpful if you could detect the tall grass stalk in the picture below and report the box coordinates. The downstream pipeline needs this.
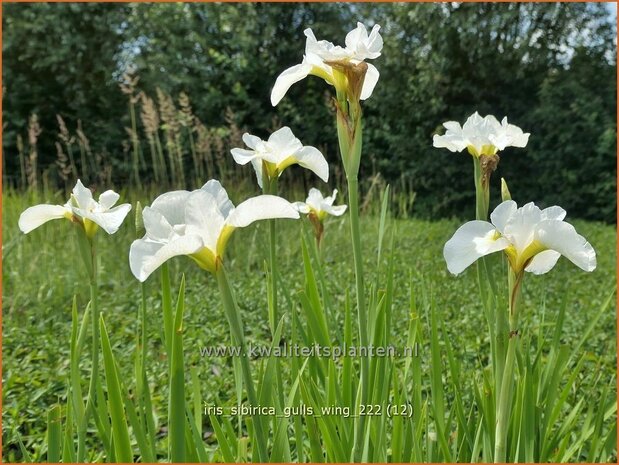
[215,265,269,462]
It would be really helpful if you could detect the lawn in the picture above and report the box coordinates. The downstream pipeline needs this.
[2,188,617,462]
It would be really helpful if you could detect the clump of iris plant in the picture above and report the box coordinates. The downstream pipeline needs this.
[19,179,131,461]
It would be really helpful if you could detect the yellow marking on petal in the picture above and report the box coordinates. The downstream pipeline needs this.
[216,225,236,259]
[277,155,298,172]
[516,240,547,271]
[467,144,499,157]
[260,160,280,184]
[504,240,547,273]
[480,144,499,156]
[504,245,519,272]
[189,247,218,274]
[83,218,98,239]
[466,145,480,157]
[309,65,336,86]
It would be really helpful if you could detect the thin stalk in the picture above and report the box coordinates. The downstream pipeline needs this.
[174,133,186,186]
[77,234,99,461]
[78,142,89,181]
[494,270,523,462]
[129,100,142,189]
[348,176,370,462]
[187,127,201,185]
[263,176,279,334]
[334,84,369,460]
[216,266,269,462]
[154,133,169,185]
[148,140,161,184]
[473,156,489,220]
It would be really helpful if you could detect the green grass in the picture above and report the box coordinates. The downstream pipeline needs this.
[2,187,617,462]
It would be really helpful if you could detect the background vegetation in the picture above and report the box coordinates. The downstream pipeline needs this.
[2,190,616,461]
[2,2,617,221]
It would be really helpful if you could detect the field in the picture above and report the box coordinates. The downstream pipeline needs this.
[2,187,616,462]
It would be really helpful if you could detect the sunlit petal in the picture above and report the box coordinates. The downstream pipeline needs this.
[490,200,517,234]
[18,204,70,234]
[271,63,313,106]
[129,235,204,282]
[227,195,299,228]
[99,190,120,209]
[360,63,380,100]
[294,146,329,182]
[525,250,561,275]
[535,220,596,272]
[443,220,509,275]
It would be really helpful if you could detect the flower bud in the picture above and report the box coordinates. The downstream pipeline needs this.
[501,178,512,202]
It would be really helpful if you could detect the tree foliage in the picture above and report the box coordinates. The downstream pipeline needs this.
[2,2,616,221]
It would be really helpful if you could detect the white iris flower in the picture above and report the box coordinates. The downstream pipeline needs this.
[293,188,347,220]
[444,200,596,276]
[18,179,131,238]
[271,22,383,106]
[230,126,328,188]
[129,180,299,281]
[433,112,530,157]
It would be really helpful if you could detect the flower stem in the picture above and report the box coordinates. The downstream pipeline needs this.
[263,177,279,335]
[347,175,370,460]
[76,230,99,461]
[335,86,369,460]
[216,266,269,462]
[494,270,523,462]
[473,156,489,220]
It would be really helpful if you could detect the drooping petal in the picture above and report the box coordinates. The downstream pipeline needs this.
[525,250,562,275]
[294,146,329,182]
[534,220,596,272]
[360,62,380,100]
[432,122,467,152]
[491,118,530,150]
[325,204,347,216]
[75,203,132,235]
[230,148,257,166]
[490,200,517,234]
[443,220,510,275]
[293,201,311,214]
[129,235,204,282]
[227,195,300,228]
[250,158,264,189]
[18,204,69,233]
[271,63,313,106]
[99,190,120,209]
[200,179,235,218]
[150,190,191,226]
